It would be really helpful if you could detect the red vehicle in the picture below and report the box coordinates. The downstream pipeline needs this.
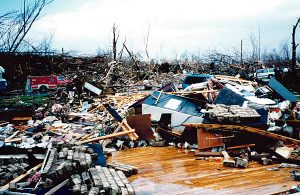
[26,75,72,92]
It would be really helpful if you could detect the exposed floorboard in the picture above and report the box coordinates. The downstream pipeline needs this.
[109,147,299,195]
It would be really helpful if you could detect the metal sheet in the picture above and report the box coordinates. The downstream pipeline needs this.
[268,78,297,102]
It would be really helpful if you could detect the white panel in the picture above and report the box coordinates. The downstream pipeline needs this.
[142,104,203,132]
[84,82,102,95]
[164,98,182,110]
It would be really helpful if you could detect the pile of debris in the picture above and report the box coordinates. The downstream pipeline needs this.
[1,69,300,194]
[204,104,261,123]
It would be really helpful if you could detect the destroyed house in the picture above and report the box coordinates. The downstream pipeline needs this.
[142,91,204,131]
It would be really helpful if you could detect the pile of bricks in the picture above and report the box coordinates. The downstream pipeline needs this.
[71,166,134,195]
[107,162,138,177]
[0,158,29,186]
[205,104,261,123]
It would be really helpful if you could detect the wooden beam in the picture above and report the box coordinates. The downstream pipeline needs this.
[168,90,217,94]
[88,104,102,113]
[79,130,136,144]
[214,75,253,83]
[226,144,256,150]
[80,133,94,141]
[98,103,139,141]
[121,120,139,141]
[4,138,22,143]
[0,163,42,190]
[5,130,19,142]
[184,123,300,145]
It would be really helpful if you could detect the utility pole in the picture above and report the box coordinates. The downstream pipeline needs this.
[258,25,261,62]
[240,40,243,65]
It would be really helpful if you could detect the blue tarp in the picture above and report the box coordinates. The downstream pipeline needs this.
[86,144,106,166]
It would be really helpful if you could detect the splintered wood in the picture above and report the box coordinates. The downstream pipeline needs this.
[121,120,139,141]
[105,93,148,115]
[79,130,136,144]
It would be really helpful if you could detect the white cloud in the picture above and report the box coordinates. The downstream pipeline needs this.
[29,0,299,58]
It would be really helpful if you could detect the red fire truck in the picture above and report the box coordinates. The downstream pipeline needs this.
[26,75,72,92]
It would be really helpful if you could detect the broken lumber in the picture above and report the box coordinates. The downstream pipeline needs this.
[99,103,139,141]
[79,130,135,144]
[4,137,22,143]
[184,123,300,145]
[169,90,217,95]
[4,130,19,142]
[121,120,139,141]
[226,144,256,150]
[215,75,254,84]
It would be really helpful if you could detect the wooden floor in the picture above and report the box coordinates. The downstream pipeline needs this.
[109,147,299,195]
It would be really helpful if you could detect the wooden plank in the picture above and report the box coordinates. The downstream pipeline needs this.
[4,138,22,143]
[80,130,136,144]
[88,104,102,113]
[12,117,32,121]
[0,163,42,190]
[215,75,253,84]
[121,120,139,141]
[169,90,217,94]
[286,120,300,130]
[226,144,256,150]
[80,133,94,141]
[98,103,139,141]
[185,123,300,145]
[5,130,19,142]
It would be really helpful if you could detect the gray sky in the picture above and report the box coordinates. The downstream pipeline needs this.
[2,0,300,59]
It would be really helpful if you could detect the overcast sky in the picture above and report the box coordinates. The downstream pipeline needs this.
[1,0,300,59]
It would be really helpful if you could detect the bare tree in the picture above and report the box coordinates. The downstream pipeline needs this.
[35,32,54,53]
[0,0,53,53]
[249,32,258,63]
[143,23,150,70]
[279,40,290,61]
[112,23,119,61]
[291,17,300,73]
